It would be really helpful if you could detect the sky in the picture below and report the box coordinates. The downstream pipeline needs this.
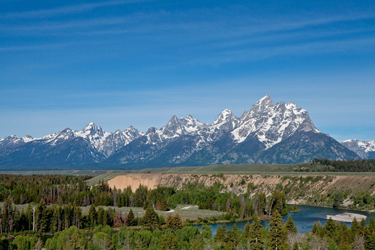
[0,0,374,142]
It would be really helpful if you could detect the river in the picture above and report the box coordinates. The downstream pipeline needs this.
[193,205,375,234]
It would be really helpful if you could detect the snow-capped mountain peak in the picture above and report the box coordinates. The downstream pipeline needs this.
[250,94,273,113]
[232,95,321,148]
[22,135,34,143]
[1,94,359,167]
[212,109,236,126]
[341,139,375,159]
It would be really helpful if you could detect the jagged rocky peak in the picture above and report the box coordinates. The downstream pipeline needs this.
[0,135,23,143]
[146,127,157,135]
[250,94,273,113]
[212,109,237,125]
[341,139,375,159]
[82,122,103,135]
[123,126,142,138]
[22,135,34,143]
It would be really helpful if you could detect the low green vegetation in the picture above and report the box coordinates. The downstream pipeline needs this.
[1,210,373,249]
[313,158,375,172]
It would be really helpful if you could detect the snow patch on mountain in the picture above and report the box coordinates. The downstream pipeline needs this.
[341,139,375,159]
[0,94,326,162]
[231,96,321,149]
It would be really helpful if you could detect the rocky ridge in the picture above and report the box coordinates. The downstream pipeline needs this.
[0,95,359,168]
[341,139,375,159]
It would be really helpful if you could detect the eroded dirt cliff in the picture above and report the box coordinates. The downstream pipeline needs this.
[106,173,375,210]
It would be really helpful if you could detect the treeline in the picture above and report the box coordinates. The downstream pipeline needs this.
[313,158,375,172]
[0,174,171,210]
[4,210,375,249]
[0,209,301,250]
[0,190,289,236]
[0,174,290,224]
[0,197,175,234]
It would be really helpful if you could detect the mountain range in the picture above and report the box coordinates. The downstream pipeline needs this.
[0,95,371,169]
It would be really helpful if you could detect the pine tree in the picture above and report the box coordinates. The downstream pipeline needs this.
[249,213,263,250]
[360,218,367,236]
[352,217,361,241]
[269,210,287,250]
[368,233,375,250]
[339,222,351,247]
[89,205,97,227]
[214,224,227,242]
[143,207,158,231]
[191,239,203,250]
[370,218,375,233]
[127,209,136,226]
[172,213,183,230]
[284,215,298,233]
[161,198,169,211]
[365,228,373,249]
[312,222,319,235]
[244,221,251,238]
[36,199,48,232]
[97,207,104,226]
[167,233,179,250]
[232,224,239,246]
[324,217,337,240]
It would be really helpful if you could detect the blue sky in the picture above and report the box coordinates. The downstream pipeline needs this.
[0,0,374,142]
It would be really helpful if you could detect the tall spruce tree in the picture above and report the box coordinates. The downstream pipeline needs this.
[368,233,375,250]
[249,212,263,250]
[352,217,361,241]
[214,224,227,243]
[142,207,158,231]
[284,215,298,233]
[127,209,136,226]
[269,210,287,250]
[324,217,337,240]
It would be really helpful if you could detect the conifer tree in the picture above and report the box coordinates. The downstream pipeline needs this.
[365,228,373,249]
[244,221,250,238]
[360,218,367,236]
[36,199,48,232]
[369,218,375,233]
[352,217,361,241]
[233,224,240,246]
[339,222,351,247]
[214,224,227,242]
[249,212,263,250]
[88,205,97,228]
[127,209,136,226]
[324,217,337,240]
[171,213,183,230]
[269,210,287,250]
[284,215,298,233]
[312,222,319,235]
[142,206,158,231]
[165,233,179,250]
[368,233,375,250]
[191,239,203,250]
[97,207,104,226]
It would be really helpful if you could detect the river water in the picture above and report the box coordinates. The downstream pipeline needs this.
[193,205,375,234]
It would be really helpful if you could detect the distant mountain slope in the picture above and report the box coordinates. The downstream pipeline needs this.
[0,95,359,168]
[103,95,358,167]
[341,139,375,159]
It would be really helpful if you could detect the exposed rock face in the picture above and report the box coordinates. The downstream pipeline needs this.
[0,95,359,168]
[341,139,375,159]
[105,173,375,210]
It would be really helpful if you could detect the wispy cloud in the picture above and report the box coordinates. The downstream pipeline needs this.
[186,36,375,66]
[0,0,150,19]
